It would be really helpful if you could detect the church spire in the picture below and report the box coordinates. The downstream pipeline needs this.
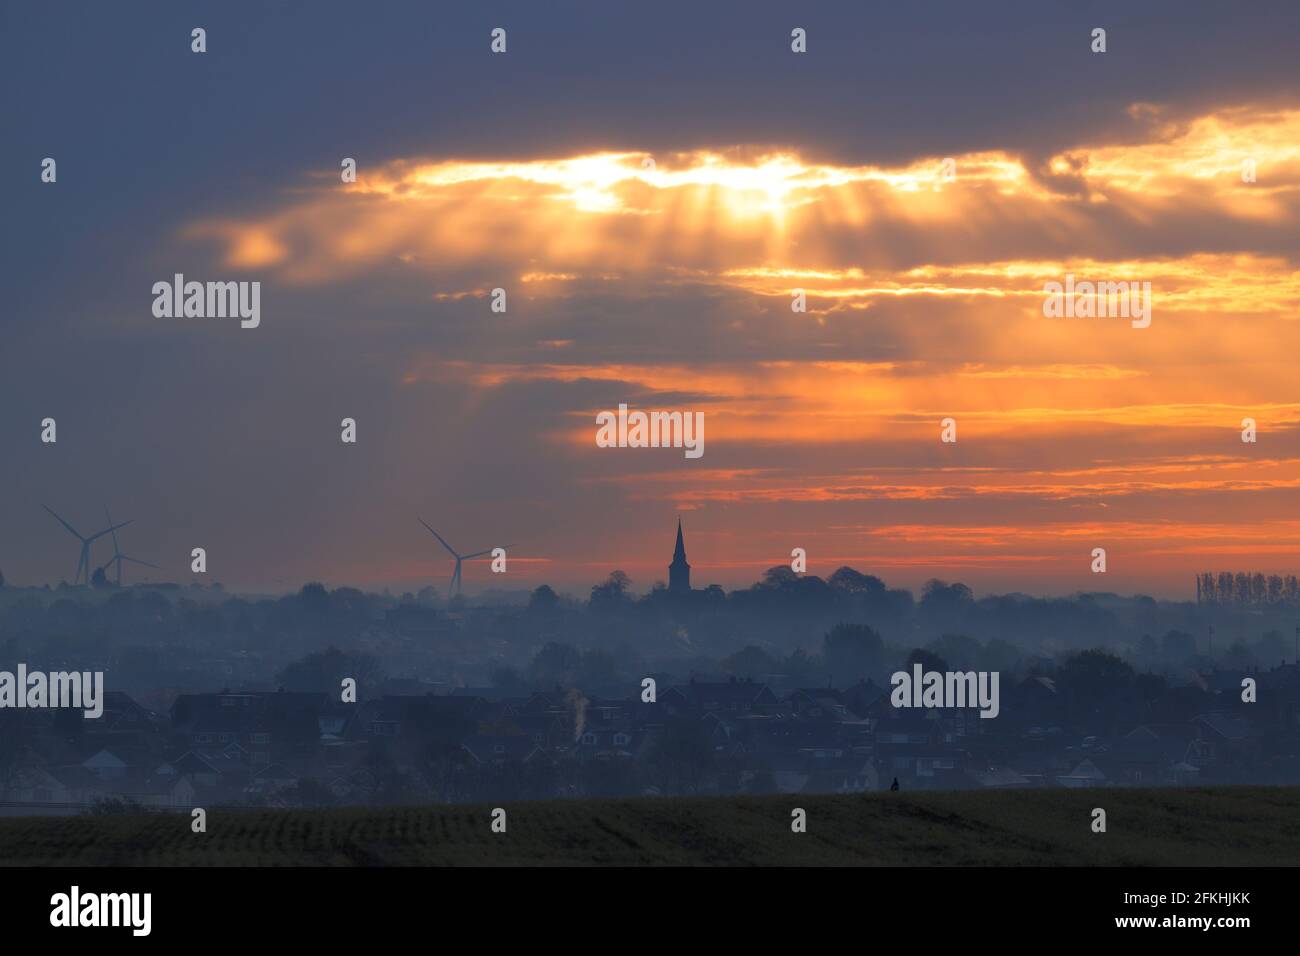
[669,516,691,593]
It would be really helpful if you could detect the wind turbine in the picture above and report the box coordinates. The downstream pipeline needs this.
[42,505,132,586]
[418,519,501,597]
[99,505,158,586]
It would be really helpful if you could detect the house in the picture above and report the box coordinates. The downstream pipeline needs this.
[497,711,571,750]
[1007,675,1065,729]
[741,712,857,755]
[840,679,889,720]
[113,769,198,808]
[170,692,262,750]
[574,726,645,760]
[1192,712,1262,778]
[4,765,80,804]
[785,689,852,721]
[328,769,378,801]
[81,748,129,780]
[1055,757,1107,788]
[49,765,111,804]
[1102,725,1199,785]
[318,712,368,771]
[85,691,158,737]
[450,686,522,703]
[874,711,969,785]
[661,678,779,717]
[461,734,544,765]
[361,694,487,744]
[170,750,249,794]
[259,691,333,753]
[169,690,331,762]
[244,763,299,800]
[1258,663,1300,732]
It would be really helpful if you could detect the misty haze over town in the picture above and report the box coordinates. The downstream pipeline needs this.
[2,516,1296,813]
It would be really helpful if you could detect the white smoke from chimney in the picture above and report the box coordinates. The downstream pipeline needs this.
[566,688,589,742]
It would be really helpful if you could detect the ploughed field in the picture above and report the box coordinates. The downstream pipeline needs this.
[1,786,1296,866]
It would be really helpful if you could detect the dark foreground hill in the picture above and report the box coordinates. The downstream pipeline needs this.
[2,786,1298,866]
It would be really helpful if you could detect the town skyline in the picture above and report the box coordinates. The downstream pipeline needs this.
[13,510,1300,613]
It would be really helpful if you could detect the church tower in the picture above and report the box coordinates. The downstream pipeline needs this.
[668,517,691,593]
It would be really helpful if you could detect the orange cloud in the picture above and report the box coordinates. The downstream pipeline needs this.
[182,106,1300,289]
[168,103,1300,594]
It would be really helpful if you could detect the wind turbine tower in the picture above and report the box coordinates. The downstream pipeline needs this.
[42,505,132,586]
[100,505,158,586]
[418,519,500,597]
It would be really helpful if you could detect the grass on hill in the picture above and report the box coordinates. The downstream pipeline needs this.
[1,785,1298,866]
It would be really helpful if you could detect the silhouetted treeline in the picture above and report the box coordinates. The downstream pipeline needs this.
[1197,572,1300,607]
[3,568,1300,707]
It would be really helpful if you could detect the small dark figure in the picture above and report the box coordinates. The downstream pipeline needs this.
[890,777,900,791]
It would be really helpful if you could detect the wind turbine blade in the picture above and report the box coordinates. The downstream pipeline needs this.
[461,549,495,560]
[121,556,159,568]
[86,520,132,543]
[43,505,85,541]
[419,520,460,558]
[105,506,122,555]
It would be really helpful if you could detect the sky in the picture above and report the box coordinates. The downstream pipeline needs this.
[3,1,1300,599]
